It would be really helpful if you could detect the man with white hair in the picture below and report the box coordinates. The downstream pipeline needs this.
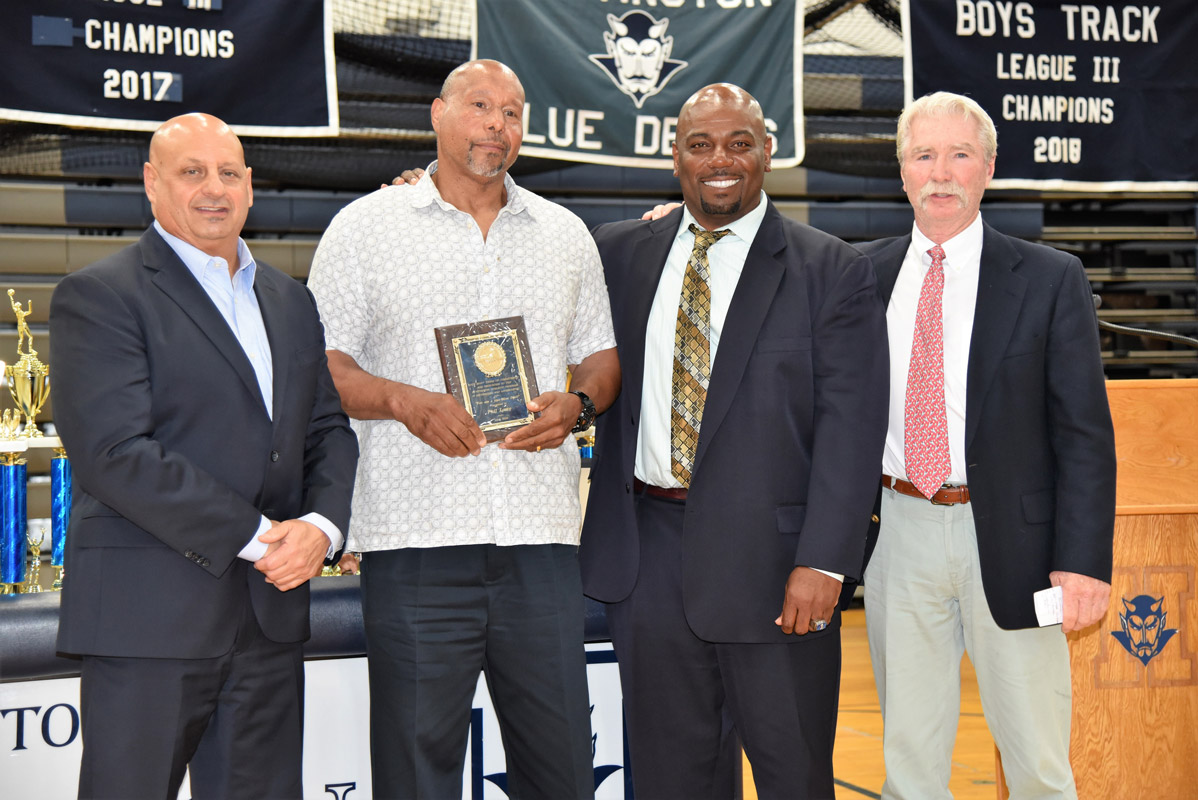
[858,91,1116,799]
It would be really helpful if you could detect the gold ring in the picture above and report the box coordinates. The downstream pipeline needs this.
[536,446,541,452]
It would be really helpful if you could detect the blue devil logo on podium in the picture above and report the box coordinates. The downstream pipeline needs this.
[1111,594,1178,666]
[589,11,689,109]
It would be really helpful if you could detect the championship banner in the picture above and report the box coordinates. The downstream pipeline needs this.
[473,0,803,168]
[903,0,1198,191]
[0,0,338,137]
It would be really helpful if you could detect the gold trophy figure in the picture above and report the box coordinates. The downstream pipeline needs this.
[6,290,50,438]
[24,528,43,593]
[0,409,17,440]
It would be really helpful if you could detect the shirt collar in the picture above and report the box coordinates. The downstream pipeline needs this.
[154,219,256,287]
[676,190,769,248]
[413,160,529,219]
[911,213,984,273]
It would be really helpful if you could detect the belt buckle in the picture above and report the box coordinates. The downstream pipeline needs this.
[928,486,953,506]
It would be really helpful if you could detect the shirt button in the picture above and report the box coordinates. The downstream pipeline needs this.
[270,451,279,462]
[492,460,499,468]
[484,267,490,273]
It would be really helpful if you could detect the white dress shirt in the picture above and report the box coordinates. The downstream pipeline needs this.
[154,221,342,561]
[882,214,983,485]
[635,195,767,487]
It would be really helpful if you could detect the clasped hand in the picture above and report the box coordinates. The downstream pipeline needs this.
[254,519,330,592]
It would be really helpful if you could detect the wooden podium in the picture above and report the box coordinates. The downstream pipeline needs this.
[998,379,1198,798]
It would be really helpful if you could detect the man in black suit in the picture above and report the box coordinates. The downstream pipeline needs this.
[50,113,358,800]
[859,92,1116,799]
[580,84,888,799]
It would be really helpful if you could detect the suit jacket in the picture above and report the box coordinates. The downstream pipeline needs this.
[580,202,888,643]
[51,227,358,659]
[859,222,1116,630]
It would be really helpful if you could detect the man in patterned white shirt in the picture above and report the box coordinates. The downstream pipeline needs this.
[307,60,619,800]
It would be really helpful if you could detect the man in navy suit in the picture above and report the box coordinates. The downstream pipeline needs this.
[50,113,358,799]
[580,84,888,799]
[858,92,1116,799]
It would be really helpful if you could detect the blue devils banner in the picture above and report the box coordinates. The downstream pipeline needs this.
[474,0,803,168]
[0,0,338,136]
[903,0,1198,190]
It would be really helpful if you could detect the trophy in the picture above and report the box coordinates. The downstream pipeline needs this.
[0,290,68,592]
[0,449,26,593]
[51,446,70,590]
[6,290,50,438]
[24,527,43,593]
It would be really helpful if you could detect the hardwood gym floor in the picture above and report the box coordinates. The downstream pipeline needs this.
[742,606,999,800]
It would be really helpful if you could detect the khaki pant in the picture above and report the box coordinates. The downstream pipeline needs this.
[865,488,1076,800]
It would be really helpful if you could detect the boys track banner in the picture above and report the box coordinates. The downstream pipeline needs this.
[474,0,803,168]
[0,0,338,137]
[903,0,1198,191]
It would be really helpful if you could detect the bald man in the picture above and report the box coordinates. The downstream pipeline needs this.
[580,85,886,798]
[308,60,617,799]
[51,113,358,799]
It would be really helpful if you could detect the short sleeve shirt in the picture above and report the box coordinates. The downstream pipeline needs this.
[307,164,616,550]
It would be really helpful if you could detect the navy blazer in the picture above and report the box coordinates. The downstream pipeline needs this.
[581,202,888,643]
[51,227,358,659]
[859,222,1116,629]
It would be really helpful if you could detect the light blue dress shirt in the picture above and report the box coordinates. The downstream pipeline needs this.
[154,221,341,561]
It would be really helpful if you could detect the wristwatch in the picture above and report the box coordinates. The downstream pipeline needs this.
[569,390,596,433]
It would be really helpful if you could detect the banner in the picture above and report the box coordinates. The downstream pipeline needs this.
[0,645,629,799]
[903,0,1198,191]
[474,0,803,168]
[0,0,338,137]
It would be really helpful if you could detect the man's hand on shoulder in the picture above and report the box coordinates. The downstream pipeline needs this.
[499,391,580,452]
[1050,570,1112,632]
[643,202,682,221]
[254,519,330,592]
[383,168,425,188]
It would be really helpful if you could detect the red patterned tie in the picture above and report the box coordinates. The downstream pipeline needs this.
[904,245,951,498]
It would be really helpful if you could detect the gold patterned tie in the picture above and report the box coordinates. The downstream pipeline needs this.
[671,224,731,487]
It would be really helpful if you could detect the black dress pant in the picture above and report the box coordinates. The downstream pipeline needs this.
[78,599,305,800]
[606,493,841,800]
[361,543,594,800]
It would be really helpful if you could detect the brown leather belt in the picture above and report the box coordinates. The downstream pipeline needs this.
[633,478,688,501]
[882,475,970,506]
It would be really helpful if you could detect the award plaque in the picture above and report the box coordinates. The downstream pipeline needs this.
[435,316,540,443]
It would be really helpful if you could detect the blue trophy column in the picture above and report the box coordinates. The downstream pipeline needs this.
[0,452,28,592]
[51,448,71,590]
